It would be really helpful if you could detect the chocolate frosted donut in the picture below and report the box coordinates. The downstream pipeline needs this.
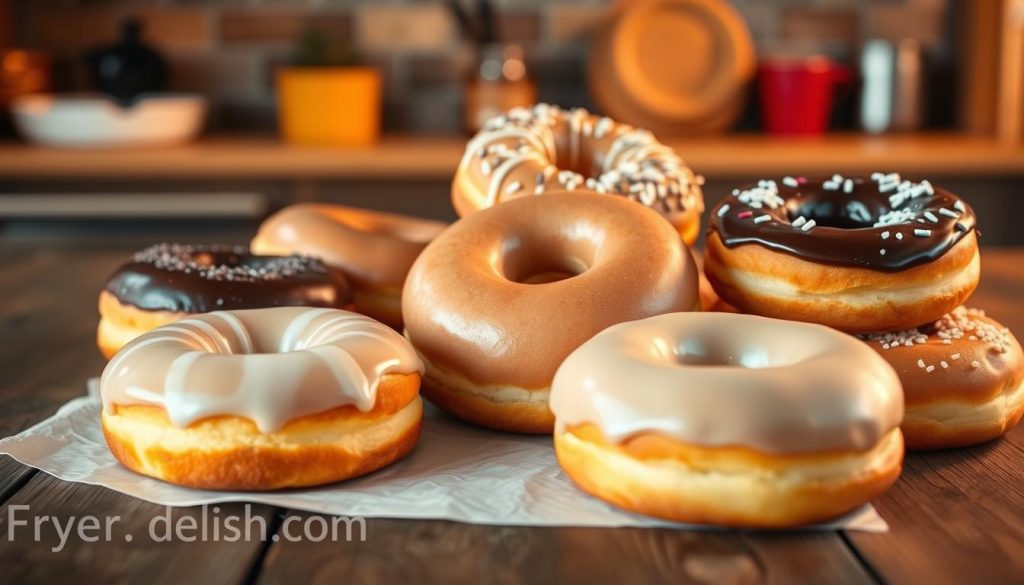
[704,173,981,332]
[98,244,353,358]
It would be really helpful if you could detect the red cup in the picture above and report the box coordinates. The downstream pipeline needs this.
[758,56,849,136]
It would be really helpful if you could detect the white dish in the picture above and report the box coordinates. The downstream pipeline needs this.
[11,93,207,148]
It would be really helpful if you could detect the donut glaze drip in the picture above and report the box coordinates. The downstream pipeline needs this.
[106,244,353,313]
[709,175,977,271]
[100,307,423,432]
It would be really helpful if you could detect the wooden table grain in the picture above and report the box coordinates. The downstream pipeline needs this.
[1,242,1022,584]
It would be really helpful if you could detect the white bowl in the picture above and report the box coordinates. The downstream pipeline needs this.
[11,93,207,148]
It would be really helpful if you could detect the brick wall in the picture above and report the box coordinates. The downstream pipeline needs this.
[11,0,950,134]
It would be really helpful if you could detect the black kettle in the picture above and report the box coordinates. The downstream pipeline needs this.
[83,18,168,105]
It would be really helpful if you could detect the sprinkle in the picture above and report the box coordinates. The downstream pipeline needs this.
[792,216,807,228]
[972,360,981,368]
[717,204,731,217]
[955,222,968,232]
[880,248,886,255]
[939,208,959,219]
[926,365,935,373]
[941,360,949,369]
[754,214,772,224]
[871,172,884,180]
[823,181,839,191]
[896,232,904,240]
[951,353,960,360]
[954,200,966,213]
[832,174,843,183]
[843,178,854,193]
[782,176,799,188]
[943,339,952,345]
[800,219,816,232]
[504,181,522,195]
[923,211,939,223]
[914,229,932,237]
[917,359,926,368]
[881,231,890,240]
[481,159,492,175]
[738,210,753,219]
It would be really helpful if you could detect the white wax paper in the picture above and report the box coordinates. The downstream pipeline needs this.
[0,380,886,531]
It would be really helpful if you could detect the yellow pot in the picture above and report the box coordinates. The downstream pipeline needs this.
[276,67,381,147]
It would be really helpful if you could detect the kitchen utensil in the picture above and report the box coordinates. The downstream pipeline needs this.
[758,56,850,136]
[83,18,168,106]
[860,39,924,134]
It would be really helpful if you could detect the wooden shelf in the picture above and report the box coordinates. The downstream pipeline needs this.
[0,133,1022,180]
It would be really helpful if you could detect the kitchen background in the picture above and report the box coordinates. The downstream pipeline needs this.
[0,0,1021,245]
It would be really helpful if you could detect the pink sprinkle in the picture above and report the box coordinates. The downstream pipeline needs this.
[738,210,753,219]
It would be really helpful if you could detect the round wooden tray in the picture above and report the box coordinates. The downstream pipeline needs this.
[589,0,755,135]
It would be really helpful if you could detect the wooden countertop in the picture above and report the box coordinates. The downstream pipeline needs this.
[0,133,1022,180]
[1,241,1022,583]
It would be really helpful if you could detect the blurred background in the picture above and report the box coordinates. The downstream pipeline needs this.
[0,0,1021,247]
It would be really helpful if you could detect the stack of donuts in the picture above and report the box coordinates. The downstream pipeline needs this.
[94,103,1021,530]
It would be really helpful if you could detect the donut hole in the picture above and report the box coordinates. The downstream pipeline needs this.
[667,338,803,369]
[787,197,886,229]
[498,233,596,285]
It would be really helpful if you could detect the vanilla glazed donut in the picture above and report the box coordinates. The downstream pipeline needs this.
[452,103,705,245]
[402,192,699,434]
[705,173,980,332]
[550,312,904,528]
[861,307,1024,450]
[251,204,446,329]
[101,307,424,490]
[98,243,353,359]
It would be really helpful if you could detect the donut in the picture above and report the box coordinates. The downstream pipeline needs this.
[452,103,705,245]
[550,312,905,528]
[98,243,353,359]
[704,173,980,332]
[403,192,699,434]
[251,204,446,328]
[861,307,1024,450]
[100,307,424,490]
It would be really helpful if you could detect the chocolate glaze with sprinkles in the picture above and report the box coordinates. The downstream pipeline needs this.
[105,243,353,313]
[709,174,977,271]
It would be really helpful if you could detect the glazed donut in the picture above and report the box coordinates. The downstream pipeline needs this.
[251,204,446,329]
[705,173,980,332]
[98,243,353,359]
[550,312,904,528]
[403,192,699,434]
[861,307,1024,450]
[452,103,705,245]
[101,307,424,490]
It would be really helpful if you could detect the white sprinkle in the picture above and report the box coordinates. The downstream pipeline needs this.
[943,339,952,345]
[880,248,887,255]
[481,159,492,175]
[941,360,949,369]
[832,174,843,183]
[951,353,961,360]
[924,211,939,223]
[939,208,959,219]
[823,181,839,191]
[917,359,926,368]
[926,365,935,373]
[792,216,807,228]
[954,200,966,213]
[843,178,854,193]
[971,360,981,369]
[754,214,772,224]
[914,229,932,237]
[801,219,816,232]
[504,181,522,195]
[782,176,799,187]
[717,204,731,217]
[871,172,884,180]
[881,231,890,239]
[896,232,904,240]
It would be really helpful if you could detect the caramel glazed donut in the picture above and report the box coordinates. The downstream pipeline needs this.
[252,204,447,329]
[403,192,699,434]
[98,243,353,359]
[861,307,1024,450]
[705,173,980,332]
[101,307,424,490]
[550,312,905,528]
[452,103,705,245]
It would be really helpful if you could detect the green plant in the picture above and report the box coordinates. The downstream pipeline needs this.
[291,27,360,68]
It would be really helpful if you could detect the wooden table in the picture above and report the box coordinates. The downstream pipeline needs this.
[1,242,1022,584]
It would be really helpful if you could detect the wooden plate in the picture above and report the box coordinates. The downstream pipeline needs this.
[589,0,755,134]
